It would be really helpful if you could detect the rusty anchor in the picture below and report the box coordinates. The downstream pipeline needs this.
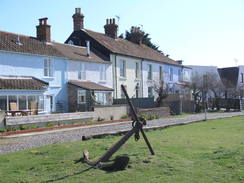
[83,84,155,170]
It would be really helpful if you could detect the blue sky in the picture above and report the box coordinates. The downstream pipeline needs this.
[1,0,244,67]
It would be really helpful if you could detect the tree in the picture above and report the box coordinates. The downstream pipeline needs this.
[123,28,163,54]
[153,80,170,107]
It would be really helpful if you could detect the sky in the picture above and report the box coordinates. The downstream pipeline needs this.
[0,0,244,67]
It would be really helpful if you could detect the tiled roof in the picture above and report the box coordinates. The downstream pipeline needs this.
[0,76,48,90]
[0,31,108,63]
[83,29,181,66]
[52,42,109,63]
[0,31,63,57]
[68,80,113,91]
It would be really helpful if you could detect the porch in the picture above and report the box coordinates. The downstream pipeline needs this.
[0,76,48,116]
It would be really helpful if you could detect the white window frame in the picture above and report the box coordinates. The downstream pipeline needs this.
[120,60,126,78]
[169,67,173,81]
[78,63,86,80]
[159,66,163,81]
[148,64,152,80]
[77,90,86,104]
[135,62,139,79]
[100,65,106,81]
[44,58,54,77]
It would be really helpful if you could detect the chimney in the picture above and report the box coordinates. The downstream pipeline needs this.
[72,8,84,31]
[36,18,51,42]
[86,40,90,57]
[104,18,118,39]
[130,26,143,44]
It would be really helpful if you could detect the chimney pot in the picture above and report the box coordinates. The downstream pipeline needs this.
[104,18,118,39]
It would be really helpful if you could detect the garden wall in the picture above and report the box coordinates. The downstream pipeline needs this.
[93,105,127,121]
[138,107,170,117]
[5,112,94,127]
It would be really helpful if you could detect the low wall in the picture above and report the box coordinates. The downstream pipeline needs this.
[94,105,128,121]
[0,111,5,128]
[5,112,94,127]
[138,107,170,117]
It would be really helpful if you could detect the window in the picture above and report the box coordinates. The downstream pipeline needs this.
[148,64,152,80]
[120,60,126,77]
[148,87,153,98]
[44,58,53,77]
[19,96,27,110]
[9,95,18,110]
[178,69,182,82]
[94,92,111,105]
[78,63,86,80]
[77,90,86,104]
[135,62,139,79]
[121,85,127,98]
[100,65,106,81]
[159,66,163,81]
[241,73,244,83]
[135,83,139,98]
[0,96,7,111]
[169,67,173,81]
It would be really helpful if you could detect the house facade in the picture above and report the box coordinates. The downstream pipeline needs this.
[0,17,113,114]
[66,8,191,100]
[0,29,67,113]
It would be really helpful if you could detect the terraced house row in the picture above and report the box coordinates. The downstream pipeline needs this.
[0,8,191,114]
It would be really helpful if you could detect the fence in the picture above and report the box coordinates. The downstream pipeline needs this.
[113,97,155,109]
[241,100,244,111]
[208,98,240,111]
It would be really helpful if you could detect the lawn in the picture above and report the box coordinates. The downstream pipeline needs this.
[0,116,243,183]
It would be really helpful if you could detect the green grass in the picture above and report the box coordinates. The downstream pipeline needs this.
[0,116,244,183]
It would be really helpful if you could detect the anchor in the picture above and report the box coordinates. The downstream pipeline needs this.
[83,84,155,170]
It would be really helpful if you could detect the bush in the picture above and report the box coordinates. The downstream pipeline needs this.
[121,114,129,119]
[46,123,55,127]
[0,128,7,133]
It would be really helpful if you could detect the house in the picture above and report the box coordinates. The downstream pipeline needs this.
[218,66,244,99]
[52,42,113,112]
[66,8,191,100]
[0,17,113,114]
[0,19,67,113]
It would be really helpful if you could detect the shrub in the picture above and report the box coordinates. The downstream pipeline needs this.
[46,123,54,127]
[0,128,7,133]
[121,114,129,119]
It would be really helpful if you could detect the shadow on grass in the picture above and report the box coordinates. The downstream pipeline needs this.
[42,167,93,183]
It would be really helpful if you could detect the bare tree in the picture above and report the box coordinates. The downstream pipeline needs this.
[153,80,170,107]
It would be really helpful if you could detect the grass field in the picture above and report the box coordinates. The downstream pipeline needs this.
[0,116,243,183]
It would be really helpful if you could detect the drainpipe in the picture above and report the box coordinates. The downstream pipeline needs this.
[141,59,143,98]
[114,54,118,98]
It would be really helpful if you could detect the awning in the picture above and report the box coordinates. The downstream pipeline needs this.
[68,81,113,91]
[0,76,48,90]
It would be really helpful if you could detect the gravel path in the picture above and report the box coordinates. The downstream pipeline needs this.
[0,112,243,154]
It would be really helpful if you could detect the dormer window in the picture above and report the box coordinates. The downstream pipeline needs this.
[68,40,74,45]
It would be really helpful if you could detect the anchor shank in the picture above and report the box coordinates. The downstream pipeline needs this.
[97,126,139,163]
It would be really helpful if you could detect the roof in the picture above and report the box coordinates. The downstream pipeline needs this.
[68,81,113,91]
[77,29,181,66]
[218,67,239,88]
[52,42,109,63]
[0,31,108,63]
[0,76,48,90]
[0,31,63,57]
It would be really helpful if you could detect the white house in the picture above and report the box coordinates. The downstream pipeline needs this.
[0,17,113,114]
[66,8,191,100]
